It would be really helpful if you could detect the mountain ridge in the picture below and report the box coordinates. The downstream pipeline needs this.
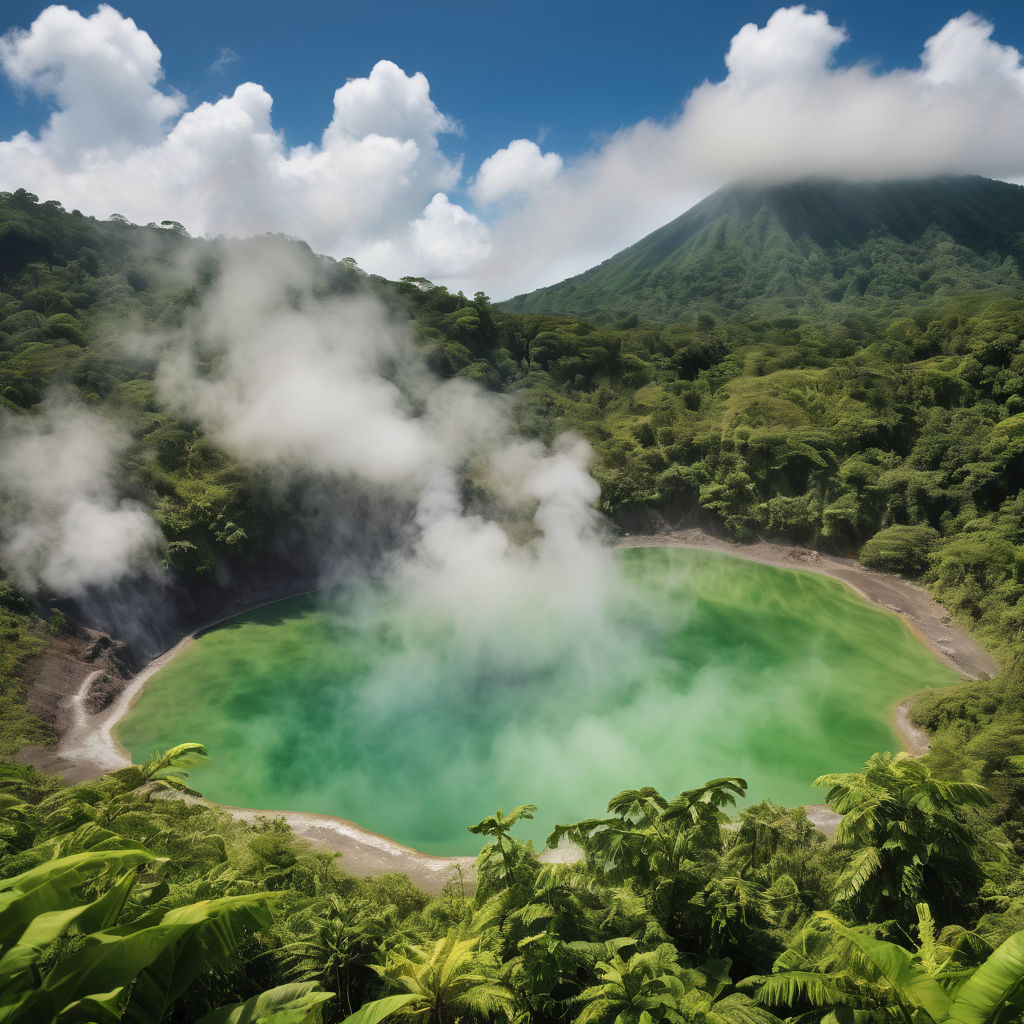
[501,175,1024,322]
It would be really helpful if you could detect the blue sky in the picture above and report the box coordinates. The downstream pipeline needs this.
[5,1,1023,177]
[2,2,1024,296]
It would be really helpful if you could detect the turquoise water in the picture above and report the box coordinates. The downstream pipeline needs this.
[116,548,959,854]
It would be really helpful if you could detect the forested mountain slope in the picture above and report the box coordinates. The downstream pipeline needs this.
[501,176,1024,322]
[6,184,1024,1023]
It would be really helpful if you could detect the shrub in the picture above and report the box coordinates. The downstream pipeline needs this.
[859,524,940,575]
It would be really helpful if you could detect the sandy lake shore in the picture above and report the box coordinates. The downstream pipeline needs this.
[16,530,999,891]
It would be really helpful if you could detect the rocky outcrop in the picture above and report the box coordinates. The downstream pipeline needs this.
[20,628,136,737]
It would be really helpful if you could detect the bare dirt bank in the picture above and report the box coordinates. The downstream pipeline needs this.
[16,575,320,781]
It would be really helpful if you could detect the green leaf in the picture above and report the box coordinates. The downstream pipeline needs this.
[9,893,274,1024]
[195,982,334,1024]
[663,778,747,820]
[946,930,1024,1024]
[0,868,138,989]
[747,970,853,1008]
[55,987,127,1024]
[468,805,537,836]
[123,894,276,1024]
[339,994,419,1024]
[0,849,156,953]
[821,917,950,1021]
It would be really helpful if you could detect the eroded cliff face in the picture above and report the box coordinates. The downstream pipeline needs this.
[20,628,136,736]
[16,556,322,776]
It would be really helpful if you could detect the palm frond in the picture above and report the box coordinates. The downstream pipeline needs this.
[745,971,856,1009]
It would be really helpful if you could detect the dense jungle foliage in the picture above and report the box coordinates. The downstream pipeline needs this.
[5,743,1024,1024]
[5,180,1024,1021]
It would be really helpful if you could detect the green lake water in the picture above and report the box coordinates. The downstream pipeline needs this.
[115,547,960,855]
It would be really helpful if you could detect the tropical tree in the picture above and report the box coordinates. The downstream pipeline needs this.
[815,752,1001,924]
[572,943,779,1024]
[548,780,746,887]
[573,943,691,1024]
[693,875,782,958]
[108,741,211,797]
[468,804,538,897]
[724,800,827,883]
[723,801,829,930]
[285,894,402,1015]
[490,861,623,950]
[364,933,514,1024]
[747,909,1024,1024]
[99,742,211,825]
[482,865,643,1019]
[547,779,771,953]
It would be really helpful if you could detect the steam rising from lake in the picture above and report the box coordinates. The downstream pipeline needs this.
[0,235,616,628]
[0,393,161,595]
[120,240,647,815]
[143,239,615,620]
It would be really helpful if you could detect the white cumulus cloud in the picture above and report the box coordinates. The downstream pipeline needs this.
[470,139,563,205]
[0,7,487,281]
[680,8,1024,183]
[0,3,183,165]
[724,5,848,85]
[410,193,491,271]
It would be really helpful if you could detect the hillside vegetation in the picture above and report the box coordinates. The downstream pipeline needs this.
[501,177,1024,323]
[4,181,1024,1022]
